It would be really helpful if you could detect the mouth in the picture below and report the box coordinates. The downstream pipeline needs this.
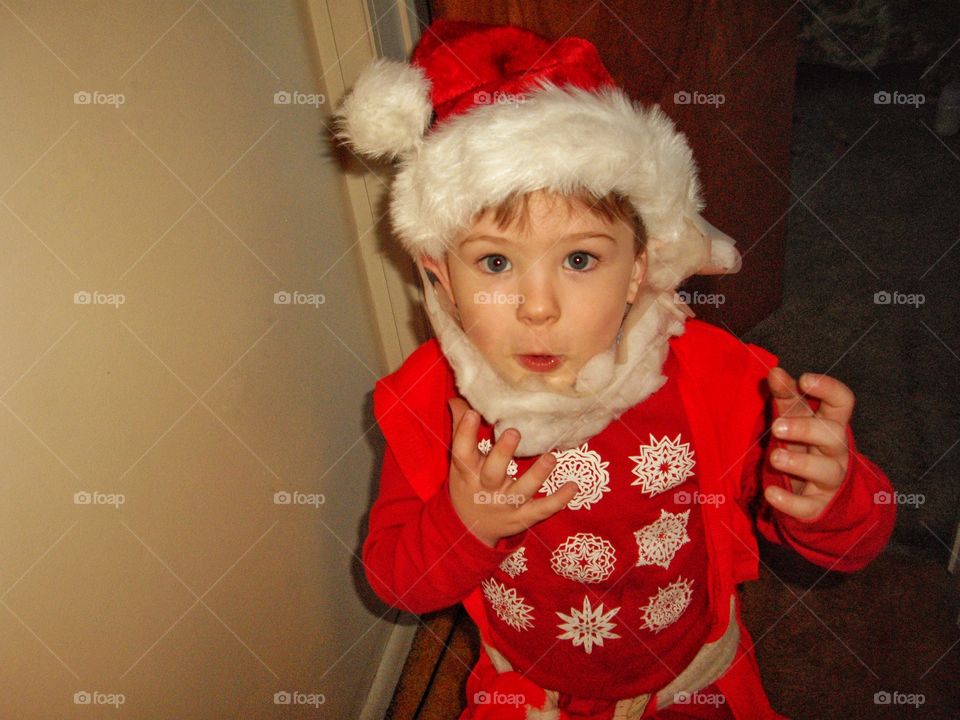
[516,354,563,372]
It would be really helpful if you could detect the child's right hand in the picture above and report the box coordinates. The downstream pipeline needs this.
[447,397,579,548]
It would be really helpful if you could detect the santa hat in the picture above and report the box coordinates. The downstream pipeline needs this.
[333,19,741,289]
[334,20,741,455]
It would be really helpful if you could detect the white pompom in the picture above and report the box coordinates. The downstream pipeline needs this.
[333,58,433,160]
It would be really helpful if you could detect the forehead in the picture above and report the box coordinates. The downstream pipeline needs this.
[457,192,626,246]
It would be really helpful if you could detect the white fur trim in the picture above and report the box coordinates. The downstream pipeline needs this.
[392,81,722,288]
[333,58,432,161]
[526,706,561,720]
[691,213,742,274]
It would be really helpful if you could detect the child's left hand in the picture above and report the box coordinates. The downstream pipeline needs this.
[763,367,854,522]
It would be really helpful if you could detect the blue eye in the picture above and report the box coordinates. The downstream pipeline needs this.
[480,255,511,273]
[565,251,597,271]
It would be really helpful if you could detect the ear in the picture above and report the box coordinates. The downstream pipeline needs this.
[626,250,647,304]
[418,253,457,306]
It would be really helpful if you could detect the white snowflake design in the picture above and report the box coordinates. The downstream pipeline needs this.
[499,547,528,578]
[639,577,695,633]
[477,438,518,478]
[482,578,534,631]
[550,533,617,583]
[539,443,610,510]
[629,434,696,496]
[634,509,691,569]
[556,595,621,654]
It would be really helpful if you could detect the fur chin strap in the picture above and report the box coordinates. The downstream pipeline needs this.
[416,262,693,456]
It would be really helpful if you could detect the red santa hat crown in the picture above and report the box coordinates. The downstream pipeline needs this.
[334,19,741,291]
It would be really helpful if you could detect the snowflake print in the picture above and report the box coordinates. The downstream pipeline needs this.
[499,547,528,578]
[634,509,691,569]
[629,434,696,496]
[539,443,610,510]
[482,579,534,631]
[639,577,694,633]
[477,438,518,478]
[550,533,617,583]
[556,595,621,653]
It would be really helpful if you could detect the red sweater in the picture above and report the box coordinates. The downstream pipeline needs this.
[365,320,896,719]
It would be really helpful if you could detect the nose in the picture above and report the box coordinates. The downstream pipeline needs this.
[515,270,560,326]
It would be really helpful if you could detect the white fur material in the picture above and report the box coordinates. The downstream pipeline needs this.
[332,59,433,161]
[336,67,742,288]
[390,81,728,290]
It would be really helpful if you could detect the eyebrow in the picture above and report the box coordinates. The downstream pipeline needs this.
[459,231,617,246]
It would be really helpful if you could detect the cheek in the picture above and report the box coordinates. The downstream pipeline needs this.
[565,283,628,345]
[452,288,510,349]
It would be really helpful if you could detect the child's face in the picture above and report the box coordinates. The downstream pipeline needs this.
[421,190,646,393]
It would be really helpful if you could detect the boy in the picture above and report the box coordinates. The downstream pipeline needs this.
[335,19,896,720]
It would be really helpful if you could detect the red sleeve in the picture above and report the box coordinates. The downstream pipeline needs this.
[740,406,897,573]
[362,442,525,614]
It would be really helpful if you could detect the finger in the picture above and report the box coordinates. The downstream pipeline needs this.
[767,367,814,419]
[449,396,470,429]
[797,373,855,427]
[769,448,845,492]
[520,481,578,525]
[449,398,481,474]
[763,484,828,521]
[511,451,558,500]
[772,416,848,457]
[480,428,522,489]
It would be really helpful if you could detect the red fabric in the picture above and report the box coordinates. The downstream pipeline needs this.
[411,20,615,126]
[366,319,897,719]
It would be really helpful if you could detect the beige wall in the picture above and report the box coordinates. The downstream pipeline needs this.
[0,1,400,717]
